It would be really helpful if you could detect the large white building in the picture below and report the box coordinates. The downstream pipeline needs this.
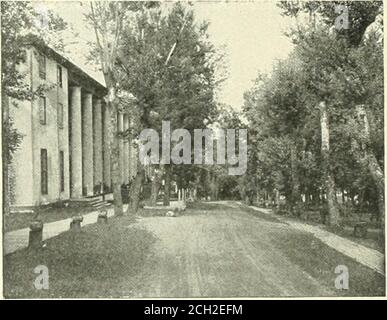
[8,40,136,208]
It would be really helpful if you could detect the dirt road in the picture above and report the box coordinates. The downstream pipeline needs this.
[121,201,336,298]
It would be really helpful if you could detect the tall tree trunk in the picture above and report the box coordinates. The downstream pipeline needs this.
[2,93,10,216]
[290,141,302,216]
[368,154,384,227]
[210,173,218,201]
[275,189,280,208]
[129,162,144,214]
[341,188,345,204]
[354,105,384,231]
[150,167,161,206]
[239,185,246,204]
[109,107,123,216]
[320,101,340,227]
[267,192,272,207]
[105,77,123,216]
[193,173,200,201]
[163,164,171,206]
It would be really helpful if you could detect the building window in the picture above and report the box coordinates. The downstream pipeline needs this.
[57,65,63,88]
[59,151,65,192]
[41,149,48,195]
[38,52,46,79]
[58,102,63,128]
[39,96,47,125]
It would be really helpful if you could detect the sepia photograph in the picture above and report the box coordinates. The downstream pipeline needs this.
[0,0,385,300]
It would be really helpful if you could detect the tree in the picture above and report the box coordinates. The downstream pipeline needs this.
[117,2,221,208]
[85,2,158,215]
[276,0,383,227]
[242,1,383,231]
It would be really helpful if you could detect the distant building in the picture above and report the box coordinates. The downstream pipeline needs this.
[8,40,136,208]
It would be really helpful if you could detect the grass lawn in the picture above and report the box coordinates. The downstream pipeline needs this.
[272,231,385,297]
[4,205,99,232]
[239,205,285,224]
[139,208,172,217]
[270,208,384,253]
[3,214,156,298]
[326,225,384,253]
[3,201,385,298]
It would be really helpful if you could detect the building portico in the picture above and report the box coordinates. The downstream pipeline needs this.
[9,42,117,208]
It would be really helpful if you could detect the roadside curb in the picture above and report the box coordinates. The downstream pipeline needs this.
[4,205,127,255]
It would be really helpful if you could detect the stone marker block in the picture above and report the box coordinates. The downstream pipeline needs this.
[29,220,43,249]
[98,211,108,224]
[70,215,83,231]
[173,205,186,215]
[166,210,178,217]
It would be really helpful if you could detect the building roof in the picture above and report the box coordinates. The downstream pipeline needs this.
[25,34,107,97]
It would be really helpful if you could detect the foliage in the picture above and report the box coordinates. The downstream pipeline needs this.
[241,1,384,220]
[1,1,67,159]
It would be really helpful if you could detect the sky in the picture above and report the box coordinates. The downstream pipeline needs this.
[193,1,294,109]
[37,1,294,110]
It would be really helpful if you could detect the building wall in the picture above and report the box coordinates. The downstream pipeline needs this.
[9,48,34,206]
[31,46,70,204]
[9,45,134,208]
[10,46,70,206]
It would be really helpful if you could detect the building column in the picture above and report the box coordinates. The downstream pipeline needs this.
[123,114,129,184]
[93,98,103,193]
[82,93,94,196]
[117,112,124,184]
[70,86,82,198]
[103,103,111,191]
